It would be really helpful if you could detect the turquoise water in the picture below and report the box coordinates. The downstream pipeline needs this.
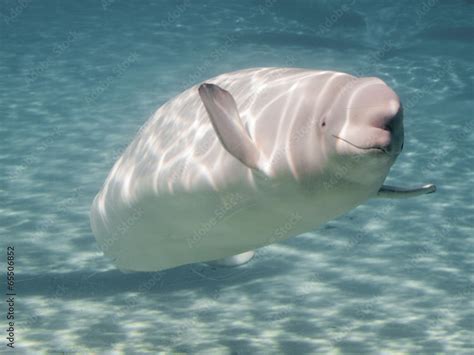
[1,0,473,353]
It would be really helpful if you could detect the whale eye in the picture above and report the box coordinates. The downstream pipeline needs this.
[319,114,327,128]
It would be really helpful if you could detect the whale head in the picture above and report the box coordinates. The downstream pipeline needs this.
[321,77,404,185]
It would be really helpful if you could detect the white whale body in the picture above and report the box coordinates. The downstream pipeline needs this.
[90,67,435,272]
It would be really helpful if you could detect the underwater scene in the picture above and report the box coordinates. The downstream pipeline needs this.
[1,0,473,353]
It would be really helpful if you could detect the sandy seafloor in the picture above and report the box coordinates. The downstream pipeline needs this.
[1,0,473,353]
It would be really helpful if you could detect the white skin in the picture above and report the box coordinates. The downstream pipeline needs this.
[91,68,434,271]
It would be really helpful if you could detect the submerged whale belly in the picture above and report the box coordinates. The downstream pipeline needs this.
[92,175,373,271]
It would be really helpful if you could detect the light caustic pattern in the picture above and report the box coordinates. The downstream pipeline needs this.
[1,0,472,353]
[91,67,402,272]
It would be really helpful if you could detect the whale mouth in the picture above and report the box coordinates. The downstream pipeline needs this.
[332,134,390,154]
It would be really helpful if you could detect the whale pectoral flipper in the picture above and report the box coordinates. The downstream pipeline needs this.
[198,83,262,171]
[209,250,255,267]
[377,184,436,199]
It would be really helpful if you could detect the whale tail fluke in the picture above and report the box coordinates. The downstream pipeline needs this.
[377,183,436,199]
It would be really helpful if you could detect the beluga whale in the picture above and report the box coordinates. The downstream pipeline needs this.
[90,67,436,272]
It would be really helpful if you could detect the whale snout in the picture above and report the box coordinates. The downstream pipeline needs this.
[332,100,404,157]
[371,103,404,156]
